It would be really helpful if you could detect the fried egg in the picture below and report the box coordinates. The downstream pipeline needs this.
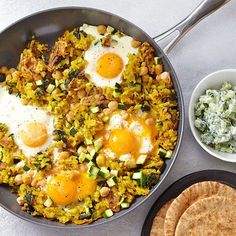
[0,87,54,156]
[103,112,155,161]
[82,25,138,87]
[46,166,97,206]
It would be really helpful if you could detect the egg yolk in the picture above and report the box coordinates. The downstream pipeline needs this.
[107,128,139,155]
[76,173,97,200]
[20,122,48,147]
[96,52,123,79]
[47,175,78,206]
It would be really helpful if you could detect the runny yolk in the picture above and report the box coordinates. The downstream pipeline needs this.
[107,128,139,155]
[96,52,123,79]
[46,172,97,206]
[47,175,78,206]
[20,122,48,147]
[76,173,97,200]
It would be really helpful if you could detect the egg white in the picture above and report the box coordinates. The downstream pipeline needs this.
[82,24,138,87]
[0,87,54,157]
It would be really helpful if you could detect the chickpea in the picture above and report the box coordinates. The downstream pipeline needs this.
[140,66,148,76]
[108,101,118,111]
[22,173,32,185]
[31,179,38,187]
[6,74,12,81]
[0,66,8,74]
[155,64,163,75]
[36,179,46,188]
[97,25,107,35]
[122,112,129,120]
[16,196,24,206]
[14,174,23,185]
[77,90,86,99]
[59,151,70,159]
[52,70,63,80]
[96,154,106,167]
[131,38,141,48]
[87,145,94,154]
[100,187,110,197]
[160,72,171,83]
[103,108,112,116]
[9,68,16,74]
[34,73,42,81]
[145,118,154,125]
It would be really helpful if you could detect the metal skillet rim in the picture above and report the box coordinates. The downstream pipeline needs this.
[0,6,185,229]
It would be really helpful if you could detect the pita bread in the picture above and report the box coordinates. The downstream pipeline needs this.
[164,181,236,236]
[175,196,236,236]
[150,200,173,236]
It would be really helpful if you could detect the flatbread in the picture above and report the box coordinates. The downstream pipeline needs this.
[150,200,173,236]
[164,181,236,236]
[175,196,236,236]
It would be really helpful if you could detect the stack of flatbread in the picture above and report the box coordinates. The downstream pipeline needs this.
[150,181,236,236]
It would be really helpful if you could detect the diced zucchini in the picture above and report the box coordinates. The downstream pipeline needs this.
[118,103,126,110]
[36,80,43,86]
[98,167,110,178]
[79,152,92,163]
[44,198,53,207]
[107,176,117,187]
[89,165,100,179]
[110,170,118,176]
[79,208,91,220]
[165,150,172,159]
[90,106,99,113]
[119,153,131,162]
[59,83,66,91]
[103,209,113,219]
[94,39,100,46]
[46,84,55,93]
[113,90,121,98]
[132,171,145,187]
[88,148,96,158]
[77,146,87,155]
[154,57,162,65]
[121,202,130,209]
[85,137,93,145]
[94,137,103,152]
[55,79,61,87]
[0,146,3,160]
[136,154,147,165]
[158,148,167,158]
[132,172,142,180]
[107,26,114,34]
[111,39,118,47]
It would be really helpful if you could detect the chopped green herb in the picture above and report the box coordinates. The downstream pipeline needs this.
[70,127,78,137]
[118,103,126,110]
[0,73,6,83]
[68,69,80,79]
[141,104,151,112]
[23,165,30,171]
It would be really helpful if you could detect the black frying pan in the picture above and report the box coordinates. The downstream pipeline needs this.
[0,0,228,229]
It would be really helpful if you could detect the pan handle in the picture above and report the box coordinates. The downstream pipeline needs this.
[153,0,230,54]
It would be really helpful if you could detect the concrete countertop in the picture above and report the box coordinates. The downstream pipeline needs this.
[0,0,235,235]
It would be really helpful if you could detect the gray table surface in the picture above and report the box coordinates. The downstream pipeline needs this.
[0,0,236,235]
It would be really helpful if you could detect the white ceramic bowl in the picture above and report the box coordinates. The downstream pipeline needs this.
[189,69,236,162]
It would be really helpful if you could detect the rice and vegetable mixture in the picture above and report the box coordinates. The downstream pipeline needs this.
[0,24,178,224]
